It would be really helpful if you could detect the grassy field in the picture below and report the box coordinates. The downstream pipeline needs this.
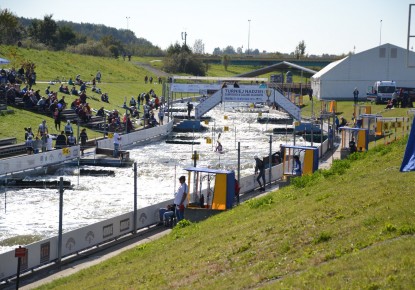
[35,137,415,289]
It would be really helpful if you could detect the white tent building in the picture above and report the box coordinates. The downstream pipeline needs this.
[311,43,415,100]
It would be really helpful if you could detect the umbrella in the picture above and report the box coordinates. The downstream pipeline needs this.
[0,57,10,65]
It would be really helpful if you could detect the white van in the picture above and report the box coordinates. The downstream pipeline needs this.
[366,81,396,104]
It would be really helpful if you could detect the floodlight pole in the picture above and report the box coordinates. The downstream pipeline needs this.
[248,20,251,55]
[379,19,382,46]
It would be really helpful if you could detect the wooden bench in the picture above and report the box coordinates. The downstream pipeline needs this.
[0,137,17,146]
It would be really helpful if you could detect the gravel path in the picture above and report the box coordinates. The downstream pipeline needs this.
[133,61,170,77]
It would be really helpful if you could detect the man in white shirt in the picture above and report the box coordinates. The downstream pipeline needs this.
[113,132,121,158]
[163,175,188,224]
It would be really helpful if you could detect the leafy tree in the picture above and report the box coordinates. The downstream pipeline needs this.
[56,26,76,49]
[222,55,230,71]
[223,46,236,55]
[28,15,58,47]
[108,45,120,58]
[100,35,124,58]
[213,47,222,55]
[0,8,23,45]
[295,40,306,59]
[39,15,58,46]
[252,49,260,55]
[167,42,182,55]
[193,39,205,54]
[164,44,206,76]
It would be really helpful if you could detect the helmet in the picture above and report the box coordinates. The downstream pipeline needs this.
[254,155,258,159]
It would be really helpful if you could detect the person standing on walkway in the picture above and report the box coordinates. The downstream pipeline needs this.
[187,102,193,119]
[64,120,73,136]
[113,131,121,158]
[158,107,164,125]
[80,128,88,156]
[353,87,359,104]
[37,120,48,137]
[254,155,266,191]
[173,175,188,222]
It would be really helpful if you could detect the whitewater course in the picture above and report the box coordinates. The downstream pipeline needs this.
[0,80,333,284]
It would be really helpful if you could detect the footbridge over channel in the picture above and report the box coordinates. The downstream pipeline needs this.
[169,77,301,121]
[194,87,301,120]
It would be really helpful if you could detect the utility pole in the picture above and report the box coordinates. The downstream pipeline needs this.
[181,31,187,46]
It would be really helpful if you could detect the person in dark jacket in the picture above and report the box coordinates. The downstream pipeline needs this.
[55,131,67,149]
[254,155,265,191]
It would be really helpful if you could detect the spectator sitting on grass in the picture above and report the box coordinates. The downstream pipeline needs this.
[96,107,105,117]
[58,95,67,110]
[80,82,87,92]
[59,84,70,94]
[71,86,78,96]
[37,96,47,111]
[101,93,109,103]
[79,90,87,104]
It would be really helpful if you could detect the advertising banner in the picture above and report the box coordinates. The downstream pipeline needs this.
[222,88,273,103]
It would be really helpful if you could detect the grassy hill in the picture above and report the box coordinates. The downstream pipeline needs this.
[0,46,166,142]
[35,137,415,289]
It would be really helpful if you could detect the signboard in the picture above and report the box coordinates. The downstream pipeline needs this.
[171,83,221,93]
[0,147,80,176]
[15,247,27,258]
[222,88,273,102]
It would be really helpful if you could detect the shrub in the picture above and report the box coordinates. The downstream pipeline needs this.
[247,196,274,209]
[314,232,332,244]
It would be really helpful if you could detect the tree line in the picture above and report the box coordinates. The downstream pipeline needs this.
[0,8,163,57]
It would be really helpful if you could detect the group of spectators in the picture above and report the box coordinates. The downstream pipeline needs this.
[1,66,169,154]
[23,119,78,154]
[387,88,414,109]
[0,66,37,89]
[144,75,162,84]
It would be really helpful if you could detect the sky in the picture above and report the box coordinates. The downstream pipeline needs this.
[2,0,415,56]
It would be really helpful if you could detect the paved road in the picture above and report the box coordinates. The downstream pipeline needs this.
[133,61,170,78]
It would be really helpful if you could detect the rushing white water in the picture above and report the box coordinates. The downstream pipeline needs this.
[0,102,309,253]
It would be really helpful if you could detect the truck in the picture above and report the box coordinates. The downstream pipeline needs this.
[366,81,397,104]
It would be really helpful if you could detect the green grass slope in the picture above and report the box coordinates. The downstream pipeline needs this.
[37,138,415,289]
[0,46,165,142]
